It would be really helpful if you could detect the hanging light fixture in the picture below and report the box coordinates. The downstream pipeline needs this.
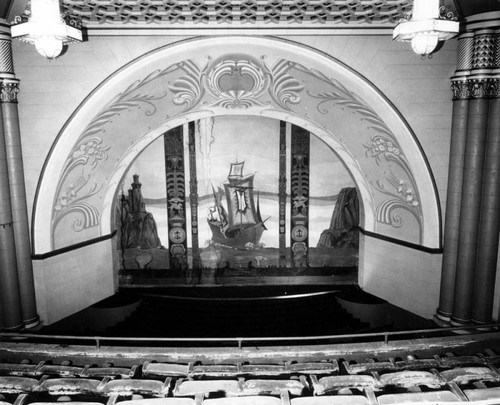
[11,0,82,60]
[393,0,459,57]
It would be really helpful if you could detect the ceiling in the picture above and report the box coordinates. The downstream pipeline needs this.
[1,0,499,34]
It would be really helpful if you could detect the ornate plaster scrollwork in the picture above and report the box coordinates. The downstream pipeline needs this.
[52,136,109,233]
[262,58,305,110]
[53,67,174,237]
[365,136,422,238]
[169,59,209,109]
[53,172,102,232]
[293,64,422,235]
[206,57,268,109]
[169,56,304,110]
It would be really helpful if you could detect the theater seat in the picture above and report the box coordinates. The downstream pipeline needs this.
[464,387,500,401]
[241,379,307,396]
[204,396,282,405]
[81,365,138,379]
[311,375,377,395]
[440,367,500,384]
[115,398,195,405]
[173,380,240,397]
[377,391,460,404]
[288,361,338,375]
[240,365,287,376]
[0,363,43,377]
[343,360,396,375]
[190,365,238,378]
[37,378,101,395]
[101,379,170,397]
[291,395,369,405]
[0,377,39,393]
[378,370,442,388]
[143,362,190,378]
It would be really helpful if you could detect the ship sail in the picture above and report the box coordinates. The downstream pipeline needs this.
[208,161,268,248]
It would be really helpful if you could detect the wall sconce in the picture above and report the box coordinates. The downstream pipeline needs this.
[393,0,459,57]
[11,0,82,60]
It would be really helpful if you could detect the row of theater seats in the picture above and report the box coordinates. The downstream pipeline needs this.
[2,351,500,404]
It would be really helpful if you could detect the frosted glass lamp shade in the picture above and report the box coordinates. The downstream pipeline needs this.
[411,32,439,56]
[35,36,63,59]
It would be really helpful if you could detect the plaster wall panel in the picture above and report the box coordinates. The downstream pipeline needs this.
[359,233,442,319]
[32,239,116,325]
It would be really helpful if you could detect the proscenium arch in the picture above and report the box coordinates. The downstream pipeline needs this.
[99,112,374,238]
[33,36,441,254]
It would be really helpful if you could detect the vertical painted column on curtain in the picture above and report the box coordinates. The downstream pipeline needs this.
[279,120,287,267]
[290,124,310,269]
[164,126,188,270]
[0,20,23,331]
[188,121,200,269]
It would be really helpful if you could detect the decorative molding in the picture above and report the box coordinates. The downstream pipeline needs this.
[451,79,470,100]
[298,64,423,233]
[77,67,173,143]
[0,39,14,77]
[52,172,102,232]
[472,33,496,69]
[206,57,268,109]
[263,58,304,110]
[452,77,500,100]
[169,56,304,111]
[52,136,109,234]
[300,65,395,141]
[364,135,422,240]
[62,0,412,27]
[456,33,474,72]
[0,79,19,103]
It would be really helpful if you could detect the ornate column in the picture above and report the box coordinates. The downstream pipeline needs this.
[0,19,23,331]
[472,29,500,324]
[451,90,489,325]
[436,34,473,322]
[437,18,500,326]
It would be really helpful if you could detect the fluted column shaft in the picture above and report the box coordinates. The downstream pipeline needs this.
[437,32,474,322]
[473,95,500,323]
[437,94,469,320]
[1,79,39,327]
[451,97,489,324]
[0,19,38,329]
[0,88,23,330]
[437,23,500,325]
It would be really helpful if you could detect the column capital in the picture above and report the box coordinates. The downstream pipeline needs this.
[0,78,20,103]
[451,77,500,100]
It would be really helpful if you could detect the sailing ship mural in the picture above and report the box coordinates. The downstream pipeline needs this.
[208,161,269,250]
[116,115,359,286]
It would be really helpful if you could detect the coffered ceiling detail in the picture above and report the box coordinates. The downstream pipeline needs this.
[62,0,412,26]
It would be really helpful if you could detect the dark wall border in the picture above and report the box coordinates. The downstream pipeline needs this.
[359,228,443,254]
[32,231,116,260]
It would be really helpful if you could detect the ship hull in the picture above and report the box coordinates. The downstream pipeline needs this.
[208,221,266,249]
